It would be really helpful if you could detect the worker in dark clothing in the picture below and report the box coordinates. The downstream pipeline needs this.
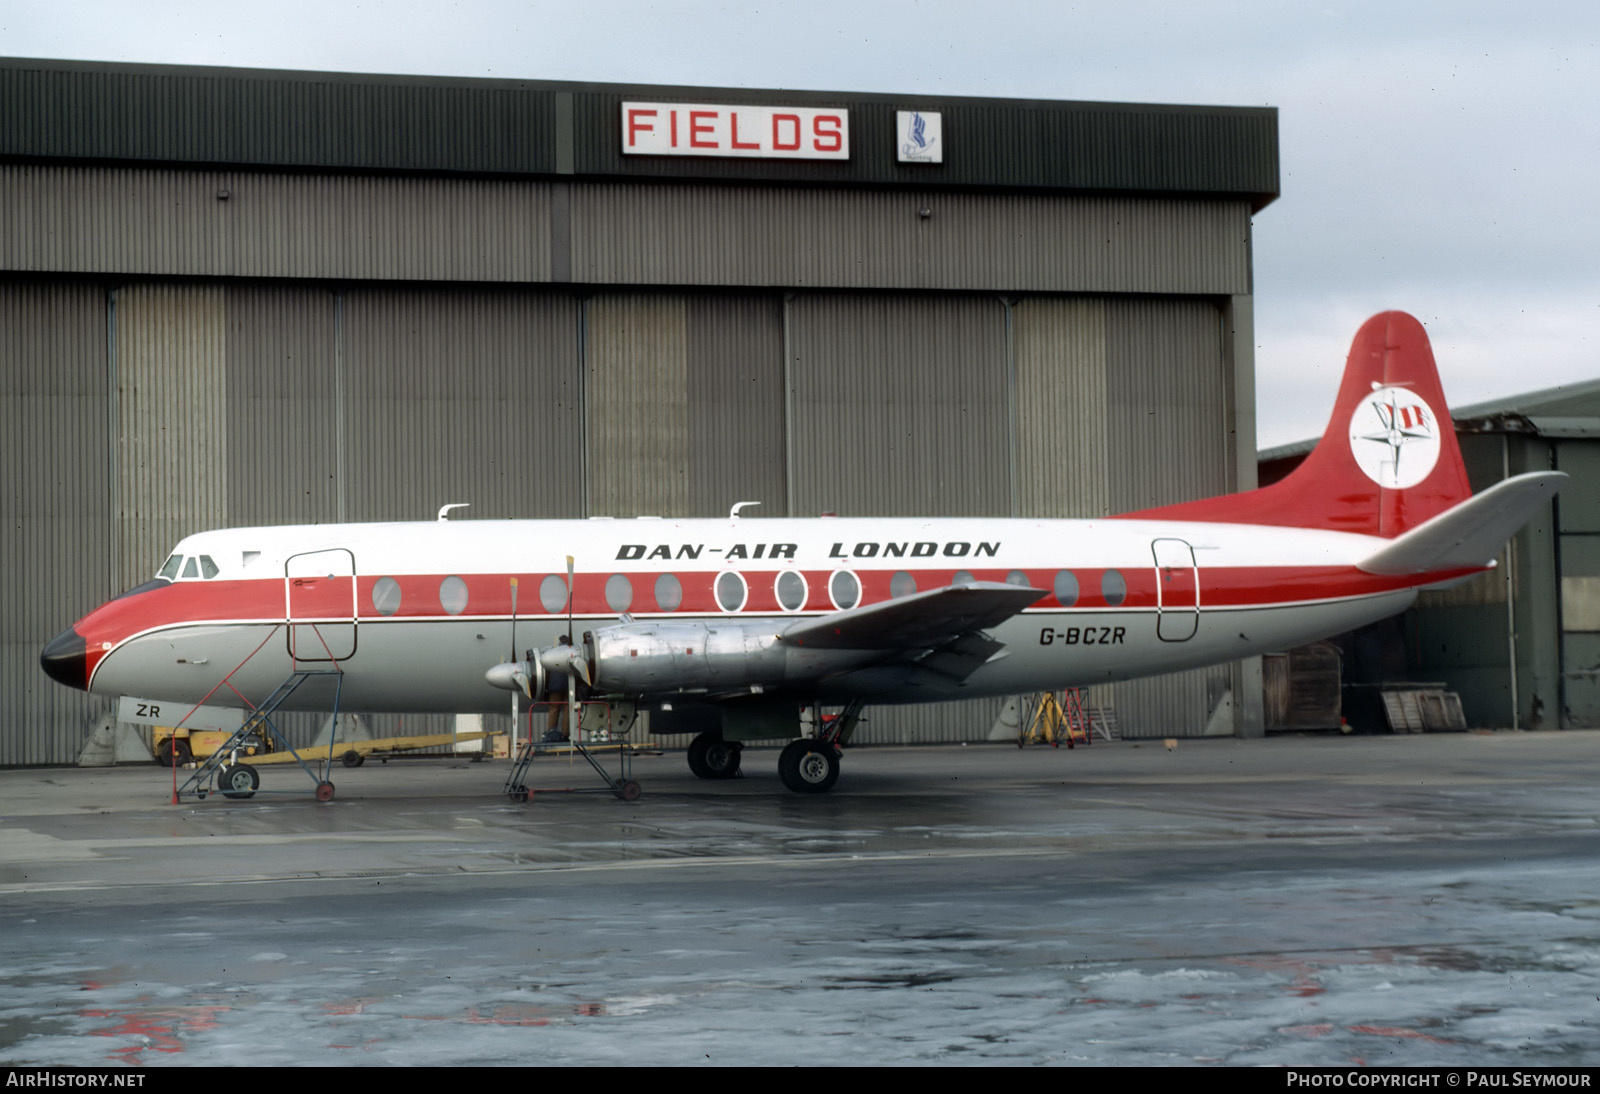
[543,635,572,742]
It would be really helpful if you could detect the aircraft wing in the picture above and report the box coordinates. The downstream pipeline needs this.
[780,581,1045,651]
[1359,471,1567,575]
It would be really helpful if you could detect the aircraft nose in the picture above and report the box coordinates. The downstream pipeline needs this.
[40,627,88,691]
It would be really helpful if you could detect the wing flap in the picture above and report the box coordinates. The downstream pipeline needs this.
[780,581,1045,651]
[1359,471,1566,575]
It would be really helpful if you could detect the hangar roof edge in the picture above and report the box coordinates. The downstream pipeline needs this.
[0,56,1280,209]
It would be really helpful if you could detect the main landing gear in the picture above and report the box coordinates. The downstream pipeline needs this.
[685,700,865,794]
[686,732,743,780]
[778,738,839,794]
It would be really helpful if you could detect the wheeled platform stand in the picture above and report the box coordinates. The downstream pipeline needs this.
[503,699,641,803]
[175,669,345,803]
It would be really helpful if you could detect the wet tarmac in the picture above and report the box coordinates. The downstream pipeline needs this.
[2,732,1598,1066]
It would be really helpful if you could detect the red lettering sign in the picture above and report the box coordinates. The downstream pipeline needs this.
[621,102,849,160]
[812,115,843,153]
[689,110,717,149]
[625,108,657,148]
[730,111,760,150]
[772,113,801,151]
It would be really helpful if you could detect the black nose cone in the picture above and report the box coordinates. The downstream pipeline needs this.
[41,628,88,691]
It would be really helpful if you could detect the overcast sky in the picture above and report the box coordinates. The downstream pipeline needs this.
[5,0,1596,447]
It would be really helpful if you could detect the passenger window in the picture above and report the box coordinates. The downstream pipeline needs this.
[539,575,569,614]
[715,572,747,613]
[199,555,219,579]
[1054,570,1079,608]
[440,575,469,615]
[372,577,402,616]
[159,555,183,580]
[829,570,861,611]
[655,573,682,612]
[775,570,807,611]
[605,574,633,612]
[182,557,199,579]
[1101,569,1127,608]
[890,571,917,599]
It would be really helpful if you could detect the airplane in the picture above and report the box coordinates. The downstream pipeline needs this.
[40,311,1565,794]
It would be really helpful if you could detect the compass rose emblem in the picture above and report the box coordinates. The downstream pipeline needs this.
[1348,385,1441,489]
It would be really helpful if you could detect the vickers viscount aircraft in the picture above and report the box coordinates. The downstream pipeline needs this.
[42,312,1564,793]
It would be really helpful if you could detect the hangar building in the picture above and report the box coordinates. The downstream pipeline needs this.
[0,58,1279,764]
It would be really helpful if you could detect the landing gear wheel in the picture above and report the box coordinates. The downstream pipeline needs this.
[778,739,839,794]
[154,738,192,767]
[614,780,642,802]
[687,732,742,780]
[341,750,365,768]
[509,786,530,804]
[315,781,335,802]
[216,763,259,800]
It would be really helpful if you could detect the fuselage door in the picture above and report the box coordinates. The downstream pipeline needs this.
[285,549,357,661]
[1151,538,1199,642]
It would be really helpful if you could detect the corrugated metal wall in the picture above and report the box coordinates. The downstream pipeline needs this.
[0,62,559,175]
[0,165,551,282]
[0,165,1249,298]
[574,186,1250,293]
[787,294,1011,518]
[1014,297,1111,518]
[341,288,584,523]
[1,282,114,764]
[585,294,691,518]
[114,283,229,590]
[686,296,787,517]
[225,285,340,526]
[1105,298,1232,507]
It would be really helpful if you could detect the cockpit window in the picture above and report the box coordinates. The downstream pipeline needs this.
[182,557,199,579]
[159,555,183,580]
[198,555,219,579]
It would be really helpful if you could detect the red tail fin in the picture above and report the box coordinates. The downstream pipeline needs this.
[1124,311,1472,537]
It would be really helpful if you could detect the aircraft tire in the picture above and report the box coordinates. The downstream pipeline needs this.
[216,763,259,800]
[687,732,741,780]
[778,739,838,794]
[154,737,192,767]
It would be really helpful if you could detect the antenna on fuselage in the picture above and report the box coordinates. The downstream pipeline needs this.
[438,503,470,521]
[729,500,761,519]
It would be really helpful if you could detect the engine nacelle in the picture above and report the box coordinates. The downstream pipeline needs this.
[585,619,867,695]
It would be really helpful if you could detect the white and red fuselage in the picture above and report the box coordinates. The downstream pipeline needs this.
[50,514,1467,715]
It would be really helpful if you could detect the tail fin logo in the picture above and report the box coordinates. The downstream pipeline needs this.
[1348,386,1442,489]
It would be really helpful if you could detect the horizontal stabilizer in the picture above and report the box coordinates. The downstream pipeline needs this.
[1359,472,1567,575]
[781,581,1044,650]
